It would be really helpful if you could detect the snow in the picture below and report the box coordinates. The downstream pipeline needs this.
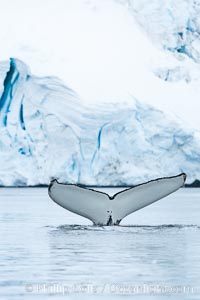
[1,0,200,186]
[0,58,200,186]
[127,0,200,63]
[1,0,200,128]
[154,67,191,83]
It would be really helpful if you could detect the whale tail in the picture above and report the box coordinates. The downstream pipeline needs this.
[48,173,186,226]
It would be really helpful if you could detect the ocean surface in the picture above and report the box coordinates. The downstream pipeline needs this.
[1,187,200,300]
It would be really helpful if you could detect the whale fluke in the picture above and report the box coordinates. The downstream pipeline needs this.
[48,173,186,225]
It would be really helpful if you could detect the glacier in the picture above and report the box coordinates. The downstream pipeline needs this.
[120,0,200,85]
[154,67,191,83]
[0,58,200,186]
[127,0,200,63]
[1,0,200,128]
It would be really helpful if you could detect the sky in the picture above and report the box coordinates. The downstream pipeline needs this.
[0,0,200,129]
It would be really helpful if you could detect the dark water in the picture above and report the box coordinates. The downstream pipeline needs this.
[1,188,200,299]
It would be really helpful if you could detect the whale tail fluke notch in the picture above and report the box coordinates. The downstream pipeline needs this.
[48,173,186,226]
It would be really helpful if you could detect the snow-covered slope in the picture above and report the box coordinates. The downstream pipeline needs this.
[127,0,200,63]
[121,0,200,84]
[1,0,200,129]
[0,58,200,186]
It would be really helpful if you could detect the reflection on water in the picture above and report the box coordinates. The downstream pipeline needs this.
[1,188,200,299]
[50,224,200,231]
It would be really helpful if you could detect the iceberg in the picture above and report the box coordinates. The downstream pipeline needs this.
[0,58,200,186]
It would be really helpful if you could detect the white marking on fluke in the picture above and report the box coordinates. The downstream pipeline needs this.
[48,173,186,225]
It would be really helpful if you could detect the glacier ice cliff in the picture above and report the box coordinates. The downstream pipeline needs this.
[0,58,200,186]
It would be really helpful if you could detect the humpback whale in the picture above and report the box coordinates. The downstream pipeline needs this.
[48,173,186,225]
